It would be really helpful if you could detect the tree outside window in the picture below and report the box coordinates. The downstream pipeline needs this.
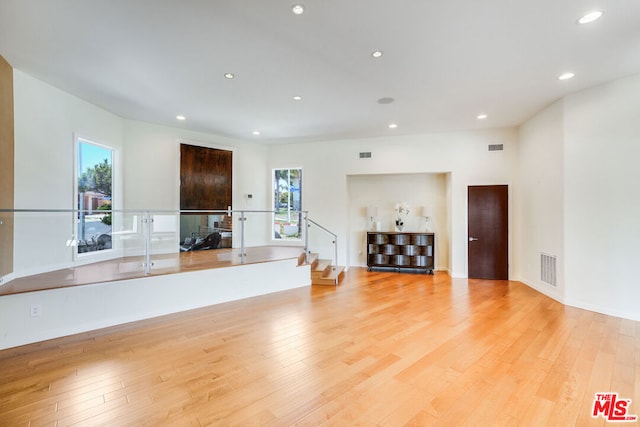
[77,138,113,254]
[273,168,302,240]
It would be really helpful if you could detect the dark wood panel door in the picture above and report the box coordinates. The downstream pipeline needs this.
[468,185,508,280]
[180,144,232,210]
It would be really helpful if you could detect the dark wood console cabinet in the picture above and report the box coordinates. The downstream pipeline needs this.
[367,232,434,274]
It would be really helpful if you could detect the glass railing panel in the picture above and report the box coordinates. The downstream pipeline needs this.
[2,209,149,291]
[1,209,339,292]
[12,210,77,277]
[174,209,229,252]
[306,218,338,267]
[111,210,146,257]
[146,211,180,274]
[244,211,304,247]
[148,210,231,273]
[273,209,304,241]
[109,210,149,275]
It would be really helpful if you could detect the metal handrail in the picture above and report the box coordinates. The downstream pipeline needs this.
[0,208,306,214]
[307,217,339,285]
[307,218,337,239]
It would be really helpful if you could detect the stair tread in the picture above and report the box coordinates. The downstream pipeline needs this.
[313,260,332,271]
[298,252,319,267]
[312,265,345,286]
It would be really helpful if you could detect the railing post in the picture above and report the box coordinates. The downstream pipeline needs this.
[240,210,246,263]
[334,235,338,285]
[143,211,153,275]
[304,212,309,264]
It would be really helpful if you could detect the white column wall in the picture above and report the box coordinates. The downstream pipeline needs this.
[12,70,124,275]
[563,73,640,320]
[515,100,565,301]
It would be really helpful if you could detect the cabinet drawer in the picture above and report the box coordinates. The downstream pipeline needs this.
[391,234,410,245]
[368,233,388,244]
[412,256,432,267]
[368,254,389,265]
[417,245,433,256]
[382,244,399,255]
[402,245,418,256]
[392,255,411,266]
[411,234,430,245]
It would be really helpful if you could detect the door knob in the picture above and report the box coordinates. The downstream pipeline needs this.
[469,237,479,242]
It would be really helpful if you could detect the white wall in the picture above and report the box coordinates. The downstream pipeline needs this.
[516,72,640,321]
[516,100,565,301]
[347,173,448,270]
[0,259,310,350]
[268,128,519,277]
[122,120,272,247]
[563,73,640,320]
[12,70,124,275]
[10,70,274,277]
[4,71,298,349]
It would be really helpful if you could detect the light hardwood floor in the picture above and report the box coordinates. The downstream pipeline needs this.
[0,268,638,426]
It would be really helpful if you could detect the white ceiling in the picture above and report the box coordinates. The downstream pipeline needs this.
[1,0,639,143]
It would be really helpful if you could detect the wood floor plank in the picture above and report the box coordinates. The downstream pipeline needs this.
[0,268,638,426]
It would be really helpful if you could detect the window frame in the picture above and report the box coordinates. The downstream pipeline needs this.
[272,167,303,241]
[73,136,115,259]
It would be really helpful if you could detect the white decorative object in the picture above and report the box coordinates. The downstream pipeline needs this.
[366,206,379,231]
[394,202,410,232]
[420,206,432,232]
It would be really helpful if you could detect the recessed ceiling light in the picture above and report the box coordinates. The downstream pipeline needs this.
[176,115,186,121]
[372,50,383,58]
[388,123,398,129]
[292,4,304,15]
[252,131,261,136]
[293,95,302,101]
[377,97,394,104]
[558,72,575,80]
[578,10,603,24]
[224,73,235,79]
[477,114,487,120]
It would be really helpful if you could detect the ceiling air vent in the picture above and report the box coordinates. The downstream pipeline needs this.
[359,152,372,159]
[488,144,504,151]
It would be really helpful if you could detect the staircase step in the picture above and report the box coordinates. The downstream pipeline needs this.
[312,263,345,286]
[308,253,319,269]
[297,251,306,266]
[298,252,319,268]
[311,260,331,279]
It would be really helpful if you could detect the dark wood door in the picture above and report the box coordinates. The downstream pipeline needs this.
[180,144,232,210]
[468,185,508,280]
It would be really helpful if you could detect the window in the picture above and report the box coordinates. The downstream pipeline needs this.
[76,138,113,254]
[273,168,302,240]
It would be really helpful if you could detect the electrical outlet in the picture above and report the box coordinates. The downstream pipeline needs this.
[30,304,42,318]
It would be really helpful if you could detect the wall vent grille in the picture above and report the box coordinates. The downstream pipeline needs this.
[488,144,504,151]
[541,253,557,287]
[359,152,372,158]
